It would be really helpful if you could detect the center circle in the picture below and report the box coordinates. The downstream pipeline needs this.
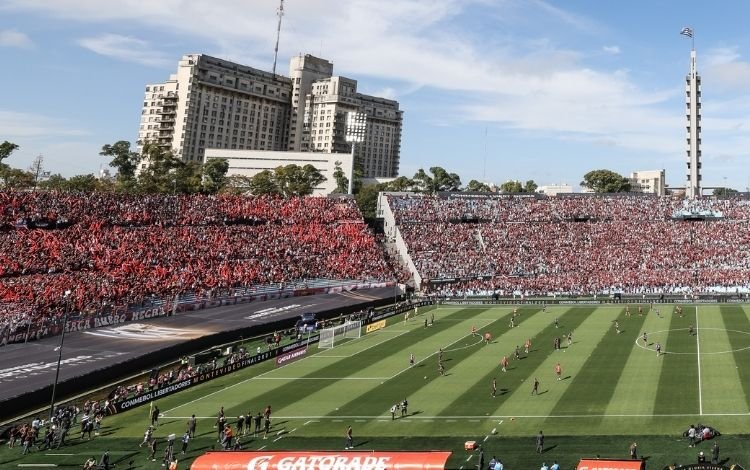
[634,328,750,355]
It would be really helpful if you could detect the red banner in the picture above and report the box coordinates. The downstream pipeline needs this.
[577,459,644,470]
[190,451,452,470]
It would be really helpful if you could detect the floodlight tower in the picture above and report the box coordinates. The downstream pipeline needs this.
[345,112,367,195]
[682,27,701,198]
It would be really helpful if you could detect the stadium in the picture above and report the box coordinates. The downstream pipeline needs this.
[3,191,750,470]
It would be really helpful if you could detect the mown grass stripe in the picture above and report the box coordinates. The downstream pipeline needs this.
[550,307,647,421]
[718,305,750,412]
[653,305,698,415]
[487,307,598,417]
[328,307,511,419]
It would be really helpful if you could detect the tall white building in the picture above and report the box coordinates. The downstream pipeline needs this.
[138,54,402,177]
[686,49,702,198]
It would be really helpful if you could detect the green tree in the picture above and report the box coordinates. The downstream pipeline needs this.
[713,187,738,197]
[465,180,492,192]
[222,175,254,194]
[38,173,68,191]
[100,141,141,191]
[0,141,19,165]
[0,167,35,190]
[332,161,349,194]
[201,158,229,194]
[580,169,631,193]
[499,180,524,193]
[275,164,327,197]
[413,167,461,193]
[524,180,538,193]
[355,183,385,219]
[136,143,182,193]
[385,176,416,192]
[65,174,99,192]
[249,170,281,196]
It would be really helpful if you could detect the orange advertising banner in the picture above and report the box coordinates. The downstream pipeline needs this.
[190,451,452,470]
[577,459,644,470]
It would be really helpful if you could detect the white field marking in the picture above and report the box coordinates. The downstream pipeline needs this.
[17,466,57,468]
[258,445,266,450]
[697,306,703,416]
[310,355,349,358]
[166,411,750,419]
[498,420,504,425]
[44,454,73,456]
[459,467,464,470]
[483,435,489,442]
[162,328,411,415]
[491,428,497,434]
[633,327,750,355]
[273,436,284,442]
[303,420,317,426]
[253,377,389,380]
[388,318,496,381]
[443,336,484,353]
[465,455,473,462]
[276,430,284,435]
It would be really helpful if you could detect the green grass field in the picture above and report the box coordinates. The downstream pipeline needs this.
[4,304,750,469]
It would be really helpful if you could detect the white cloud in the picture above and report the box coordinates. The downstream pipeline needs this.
[0,0,709,160]
[77,34,170,67]
[0,29,33,48]
[602,45,620,55]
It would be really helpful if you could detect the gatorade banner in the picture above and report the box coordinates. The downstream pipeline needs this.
[190,451,452,470]
[577,459,644,470]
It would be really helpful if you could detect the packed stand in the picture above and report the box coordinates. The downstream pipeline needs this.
[0,192,392,336]
[388,194,750,296]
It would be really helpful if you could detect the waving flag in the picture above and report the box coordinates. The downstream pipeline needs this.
[680,27,693,38]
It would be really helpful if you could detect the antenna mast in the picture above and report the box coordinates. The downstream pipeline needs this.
[272,0,285,75]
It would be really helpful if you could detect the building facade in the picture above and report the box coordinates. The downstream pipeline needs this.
[138,53,402,177]
[629,169,666,196]
[204,149,352,196]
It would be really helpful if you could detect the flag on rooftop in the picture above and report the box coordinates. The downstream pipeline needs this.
[680,27,693,38]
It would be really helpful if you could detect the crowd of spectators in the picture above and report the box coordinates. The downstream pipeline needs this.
[0,192,393,338]
[389,194,750,296]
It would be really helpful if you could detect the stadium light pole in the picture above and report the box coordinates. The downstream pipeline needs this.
[48,289,72,424]
[345,112,367,195]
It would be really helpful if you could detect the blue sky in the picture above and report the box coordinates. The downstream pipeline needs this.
[2,0,750,191]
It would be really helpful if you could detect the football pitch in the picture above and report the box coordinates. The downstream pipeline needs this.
[5,304,750,469]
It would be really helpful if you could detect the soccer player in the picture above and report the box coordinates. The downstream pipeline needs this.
[625,305,630,317]
[509,316,515,329]
[614,320,621,334]
[567,332,573,346]
[638,306,643,316]
[438,361,445,376]
[491,378,497,398]
[500,356,509,372]
[401,398,408,417]
[345,426,353,450]
[689,324,694,336]
[655,342,662,356]
[438,348,444,362]
[390,404,398,420]
[514,345,521,360]
[642,332,648,346]
[532,378,539,395]
[472,325,478,336]
[253,413,262,437]
[236,414,245,436]
[524,339,531,354]
[430,313,434,326]
[555,363,562,381]
[554,318,559,329]
[484,332,492,344]
[409,353,415,367]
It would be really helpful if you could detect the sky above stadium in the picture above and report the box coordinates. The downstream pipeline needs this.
[2,0,750,191]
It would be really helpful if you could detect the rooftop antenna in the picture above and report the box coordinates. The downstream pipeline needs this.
[272,0,285,75]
